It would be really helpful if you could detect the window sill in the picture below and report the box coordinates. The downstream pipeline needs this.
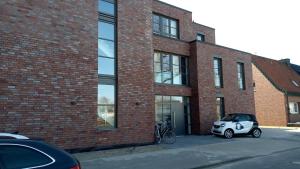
[155,82,190,88]
[96,127,118,132]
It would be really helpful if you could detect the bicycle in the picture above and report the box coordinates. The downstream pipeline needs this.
[154,120,176,144]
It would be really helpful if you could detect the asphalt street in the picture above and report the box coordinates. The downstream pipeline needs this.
[75,127,300,169]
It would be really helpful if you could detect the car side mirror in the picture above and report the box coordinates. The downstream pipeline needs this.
[233,119,239,123]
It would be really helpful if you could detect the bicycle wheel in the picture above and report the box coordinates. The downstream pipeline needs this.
[162,130,176,144]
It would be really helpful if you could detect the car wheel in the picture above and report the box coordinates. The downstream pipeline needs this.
[252,128,261,138]
[224,129,234,139]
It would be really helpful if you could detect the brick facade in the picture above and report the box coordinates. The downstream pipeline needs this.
[252,64,288,126]
[1,0,255,149]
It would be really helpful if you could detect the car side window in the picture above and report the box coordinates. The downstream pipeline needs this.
[238,115,251,122]
[0,145,53,169]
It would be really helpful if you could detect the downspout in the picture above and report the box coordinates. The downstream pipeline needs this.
[284,90,290,125]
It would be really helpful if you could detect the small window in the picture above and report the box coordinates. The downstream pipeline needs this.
[0,145,53,169]
[197,33,205,42]
[289,102,299,114]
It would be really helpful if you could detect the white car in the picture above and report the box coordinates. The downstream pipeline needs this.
[211,113,262,139]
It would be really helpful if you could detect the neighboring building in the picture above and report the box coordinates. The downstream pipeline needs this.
[279,58,300,75]
[0,0,255,150]
[252,56,300,126]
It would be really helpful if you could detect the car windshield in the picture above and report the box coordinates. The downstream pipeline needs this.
[221,114,236,121]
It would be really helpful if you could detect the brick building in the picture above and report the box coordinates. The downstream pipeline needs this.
[0,0,255,149]
[252,56,300,126]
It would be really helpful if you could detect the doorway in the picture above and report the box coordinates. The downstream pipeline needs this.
[155,96,190,135]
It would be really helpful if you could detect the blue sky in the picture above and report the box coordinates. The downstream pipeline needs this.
[161,0,300,64]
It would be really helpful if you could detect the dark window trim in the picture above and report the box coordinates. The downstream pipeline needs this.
[237,62,246,90]
[197,32,205,42]
[154,51,189,86]
[213,57,224,88]
[98,0,118,129]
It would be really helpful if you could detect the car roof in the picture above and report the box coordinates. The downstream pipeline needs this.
[0,133,29,139]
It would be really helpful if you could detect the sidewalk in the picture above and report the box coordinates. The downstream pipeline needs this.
[74,128,300,169]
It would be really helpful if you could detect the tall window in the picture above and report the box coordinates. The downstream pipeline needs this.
[98,0,116,128]
[213,57,223,88]
[237,62,246,90]
[154,52,188,85]
[152,14,178,39]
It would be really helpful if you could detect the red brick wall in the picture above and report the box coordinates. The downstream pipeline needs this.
[252,64,288,126]
[0,0,99,149]
[0,0,155,149]
[192,23,215,44]
[287,96,300,123]
[190,42,255,134]
[154,84,191,96]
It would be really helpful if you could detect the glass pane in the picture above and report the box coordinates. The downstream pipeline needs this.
[0,145,52,169]
[98,84,115,104]
[98,39,114,58]
[155,72,162,83]
[154,53,160,62]
[98,0,115,16]
[97,105,115,127]
[98,21,114,40]
[162,26,169,35]
[153,14,159,24]
[173,66,181,85]
[162,72,172,84]
[155,96,163,122]
[173,55,180,65]
[98,57,115,75]
[153,23,160,33]
[162,96,171,122]
[154,62,161,72]
[162,54,170,65]
[161,17,169,27]
[170,28,177,37]
[170,20,177,28]
[215,75,221,87]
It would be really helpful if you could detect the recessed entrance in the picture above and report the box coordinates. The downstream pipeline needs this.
[155,96,190,135]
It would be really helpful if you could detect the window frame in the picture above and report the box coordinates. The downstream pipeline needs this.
[154,51,188,86]
[0,144,55,169]
[98,0,117,129]
[152,13,179,39]
[289,102,299,114]
[213,57,224,88]
[197,33,205,42]
[237,62,246,90]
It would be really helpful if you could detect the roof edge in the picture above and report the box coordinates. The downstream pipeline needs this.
[154,0,192,13]
[252,62,286,94]
[192,22,215,30]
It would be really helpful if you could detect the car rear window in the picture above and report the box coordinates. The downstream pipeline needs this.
[0,144,53,169]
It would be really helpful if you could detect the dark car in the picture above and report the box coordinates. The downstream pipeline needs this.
[0,139,81,169]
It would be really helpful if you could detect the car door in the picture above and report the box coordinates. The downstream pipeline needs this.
[234,115,253,134]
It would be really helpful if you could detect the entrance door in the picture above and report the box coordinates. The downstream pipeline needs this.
[171,97,185,135]
[155,96,189,136]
